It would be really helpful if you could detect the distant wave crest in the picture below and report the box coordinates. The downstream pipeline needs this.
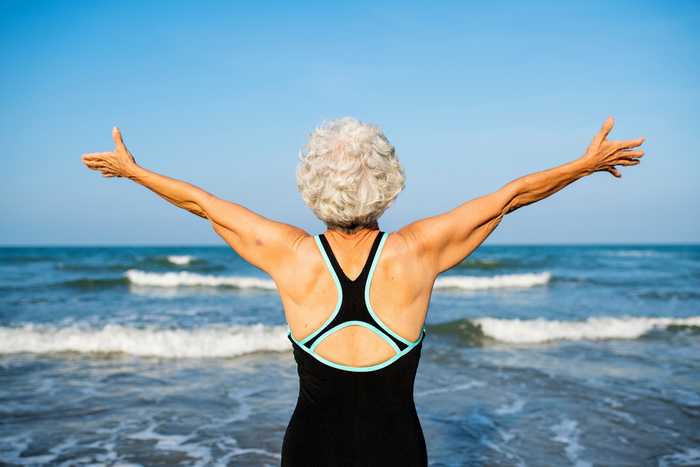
[429,315,700,344]
[166,255,195,265]
[453,258,519,270]
[0,323,289,358]
[125,270,277,290]
[125,270,549,291]
[434,272,551,290]
[599,249,661,258]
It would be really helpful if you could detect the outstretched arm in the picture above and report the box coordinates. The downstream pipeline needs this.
[81,127,307,275]
[398,116,646,275]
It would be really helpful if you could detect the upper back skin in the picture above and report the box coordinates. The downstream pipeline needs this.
[275,229,436,367]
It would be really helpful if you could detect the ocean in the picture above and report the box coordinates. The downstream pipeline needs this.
[0,243,698,466]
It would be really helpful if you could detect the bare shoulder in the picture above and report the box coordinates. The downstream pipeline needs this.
[272,231,325,300]
[384,229,419,260]
[379,230,436,290]
[390,185,518,274]
[389,225,435,270]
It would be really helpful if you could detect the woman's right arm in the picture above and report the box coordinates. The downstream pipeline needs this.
[397,116,646,275]
[81,127,308,275]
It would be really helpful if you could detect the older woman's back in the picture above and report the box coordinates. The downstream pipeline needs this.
[279,228,432,466]
[280,228,433,367]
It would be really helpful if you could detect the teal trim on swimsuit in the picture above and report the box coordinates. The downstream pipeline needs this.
[309,320,401,353]
[365,232,424,346]
[288,327,426,373]
[286,230,429,373]
[295,235,343,346]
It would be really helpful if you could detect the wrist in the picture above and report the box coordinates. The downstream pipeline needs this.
[571,156,595,177]
[125,162,144,181]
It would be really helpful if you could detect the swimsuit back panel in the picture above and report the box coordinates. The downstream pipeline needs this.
[283,231,430,465]
[287,230,426,372]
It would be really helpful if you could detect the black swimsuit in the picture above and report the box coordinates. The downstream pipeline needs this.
[282,231,428,467]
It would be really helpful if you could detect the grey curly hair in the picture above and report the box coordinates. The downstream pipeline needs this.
[296,117,406,233]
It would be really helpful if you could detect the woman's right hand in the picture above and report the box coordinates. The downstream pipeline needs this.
[81,127,138,178]
[579,116,645,178]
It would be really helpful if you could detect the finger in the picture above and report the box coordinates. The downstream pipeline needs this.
[617,149,644,159]
[112,126,127,151]
[593,116,614,146]
[86,158,108,164]
[608,167,621,177]
[616,148,644,157]
[615,159,640,166]
[615,137,645,150]
[82,152,111,161]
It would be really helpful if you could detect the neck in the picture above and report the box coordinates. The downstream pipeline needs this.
[325,222,379,240]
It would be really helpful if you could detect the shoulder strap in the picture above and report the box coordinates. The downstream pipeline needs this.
[318,231,384,284]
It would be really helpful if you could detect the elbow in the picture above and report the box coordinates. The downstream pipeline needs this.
[180,199,208,218]
[503,197,521,215]
[192,209,208,219]
[490,211,507,230]
[499,180,525,216]
[193,191,221,220]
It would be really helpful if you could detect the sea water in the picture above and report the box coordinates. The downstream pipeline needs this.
[0,244,698,466]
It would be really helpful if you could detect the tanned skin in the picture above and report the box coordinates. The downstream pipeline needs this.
[81,117,645,365]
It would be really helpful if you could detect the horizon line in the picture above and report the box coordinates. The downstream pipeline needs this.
[1,241,698,248]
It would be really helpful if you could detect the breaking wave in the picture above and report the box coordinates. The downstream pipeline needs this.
[122,270,551,291]
[1,315,698,358]
[428,315,700,345]
[125,270,277,290]
[0,323,289,358]
[434,272,551,290]
[166,255,196,265]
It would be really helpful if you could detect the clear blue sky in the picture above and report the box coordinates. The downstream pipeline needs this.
[1,0,698,245]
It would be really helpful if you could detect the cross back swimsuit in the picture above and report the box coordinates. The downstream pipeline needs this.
[282,230,428,467]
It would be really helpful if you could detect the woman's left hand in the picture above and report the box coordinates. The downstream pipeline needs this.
[578,116,645,178]
[81,127,138,178]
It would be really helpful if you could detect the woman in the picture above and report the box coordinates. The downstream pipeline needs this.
[81,116,645,466]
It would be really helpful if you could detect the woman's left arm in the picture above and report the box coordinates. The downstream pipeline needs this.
[81,127,307,274]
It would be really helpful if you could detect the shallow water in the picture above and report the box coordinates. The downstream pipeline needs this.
[1,244,699,466]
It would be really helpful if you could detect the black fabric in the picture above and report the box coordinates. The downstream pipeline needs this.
[303,231,408,351]
[281,230,428,466]
[282,338,428,466]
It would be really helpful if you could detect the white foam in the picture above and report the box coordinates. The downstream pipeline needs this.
[0,434,84,466]
[415,380,486,397]
[600,249,660,257]
[0,434,55,466]
[127,422,216,467]
[495,398,526,415]
[166,255,195,265]
[125,269,276,290]
[126,270,549,291]
[0,323,289,358]
[498,428,516,443]
[435,272,551,290]
[473,315,700,344]
[551,418,592,467]
[659,448,700,467]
